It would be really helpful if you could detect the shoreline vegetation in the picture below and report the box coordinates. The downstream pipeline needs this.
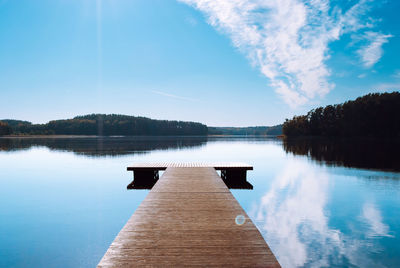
[2,92,399,138]
[283,92,400,138]
[0,114,208,136]
[0,114,282,137]
[208,125,282,136]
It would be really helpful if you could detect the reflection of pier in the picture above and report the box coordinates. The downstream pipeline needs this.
[98,164,279,267]
[127,162,254,189]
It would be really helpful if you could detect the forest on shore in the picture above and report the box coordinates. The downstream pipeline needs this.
[0,114,281,136]
[0,114,208,136]
[4,92,397,138]
[283,92,400,138]
[0,121,12,136]
[208,125,282,136]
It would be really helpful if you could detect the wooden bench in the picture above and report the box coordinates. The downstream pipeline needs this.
[127,162,253,189]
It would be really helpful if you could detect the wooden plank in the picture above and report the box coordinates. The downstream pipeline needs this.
[98,167,280,267]
[127,162,253,170]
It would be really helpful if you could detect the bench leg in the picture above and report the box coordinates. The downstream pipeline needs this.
[220,169,253,189]
[127,170,159,189]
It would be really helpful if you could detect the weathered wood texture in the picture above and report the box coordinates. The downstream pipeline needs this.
[98,167,280,267]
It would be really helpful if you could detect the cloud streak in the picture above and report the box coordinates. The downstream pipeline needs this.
[373,82,400,92]
[150,90,199,102]
[180,0,390,107]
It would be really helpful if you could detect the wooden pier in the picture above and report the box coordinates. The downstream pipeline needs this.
[98,163,280,267]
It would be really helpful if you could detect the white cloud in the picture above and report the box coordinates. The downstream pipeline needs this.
[180,0,388,107]
[357,32,393,68]
[358,73,367,78]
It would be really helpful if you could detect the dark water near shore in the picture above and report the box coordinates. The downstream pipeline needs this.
[0,136,399,267]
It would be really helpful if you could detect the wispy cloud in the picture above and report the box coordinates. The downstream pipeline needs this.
[180,0,389,107]
[393,70,400,79]
[357,32,393,68]
[150,90,199,102]
[373,83,400,92]
[185,15,198,26]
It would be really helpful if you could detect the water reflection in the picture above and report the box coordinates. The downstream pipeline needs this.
[283,138,400,171]
[250,159,394,267]
[1,136,399,267]
[0,136,207,156]
[362,203,392,239]
[0,136,280,157]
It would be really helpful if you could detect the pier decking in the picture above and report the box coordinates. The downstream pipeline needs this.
[98,165,280,267]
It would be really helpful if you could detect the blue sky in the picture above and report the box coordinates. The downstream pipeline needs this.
[0,0,399,126]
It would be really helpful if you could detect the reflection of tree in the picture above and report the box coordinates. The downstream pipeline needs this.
[283,138,400,172]
[0,137,207,157]
[0,136,278,157]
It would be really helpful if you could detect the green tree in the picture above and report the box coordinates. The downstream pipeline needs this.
[0,121,12,136]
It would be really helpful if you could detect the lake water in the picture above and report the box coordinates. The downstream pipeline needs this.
[0,137,399,267]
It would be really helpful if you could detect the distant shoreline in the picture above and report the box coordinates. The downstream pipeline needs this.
[1,134,281,139]
[2,135,101,138]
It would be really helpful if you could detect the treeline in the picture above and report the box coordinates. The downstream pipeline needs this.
[1,114,208,136]
[283,92,400,138]
[208,125,282,136]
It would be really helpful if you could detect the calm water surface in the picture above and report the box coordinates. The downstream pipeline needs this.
[0,137,399,267]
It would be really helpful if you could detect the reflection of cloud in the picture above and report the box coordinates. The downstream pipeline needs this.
[362,203,392,238]
[250,160,390,267]
[252,160,335,267]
